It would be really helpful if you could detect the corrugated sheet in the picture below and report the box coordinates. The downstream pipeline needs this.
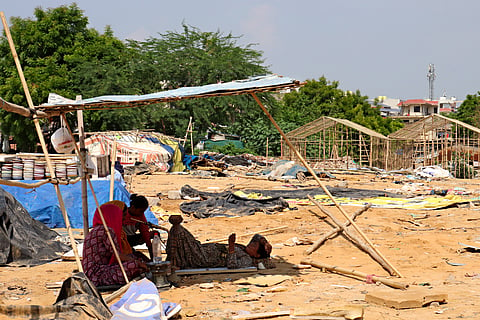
[39,74,301,113]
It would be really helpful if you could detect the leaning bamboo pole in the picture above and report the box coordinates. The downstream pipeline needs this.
[250,93,402,277]
[61,114,129,284]
[0,12,83,271]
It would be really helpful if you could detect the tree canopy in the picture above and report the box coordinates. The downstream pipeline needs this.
[448,92,480,127]
[279,77,404,136]
[0,5,407,157]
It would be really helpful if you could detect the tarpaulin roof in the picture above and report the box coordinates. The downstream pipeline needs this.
[39,74,301,114]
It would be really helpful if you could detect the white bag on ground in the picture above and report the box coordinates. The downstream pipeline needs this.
[51,127,75,153]
[110,278,180,320]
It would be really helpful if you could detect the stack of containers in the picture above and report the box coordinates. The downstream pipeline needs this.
[66,161,78,178]
[34,160,45,180]
[55,162,67,180]
[2,162,12,180]
[12,159,23,180]
[23,159,35,180]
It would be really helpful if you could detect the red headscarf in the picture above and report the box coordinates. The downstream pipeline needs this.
[92,204,123,263]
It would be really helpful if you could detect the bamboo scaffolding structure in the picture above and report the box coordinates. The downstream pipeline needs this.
[250,93,402,277]
[0,12,83,271]
[61,114,129,284]
[302,259,408,290]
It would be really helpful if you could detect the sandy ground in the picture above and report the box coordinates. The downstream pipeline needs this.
[2,170,480,319]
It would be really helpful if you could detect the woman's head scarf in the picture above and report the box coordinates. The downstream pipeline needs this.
[92,204,123,262]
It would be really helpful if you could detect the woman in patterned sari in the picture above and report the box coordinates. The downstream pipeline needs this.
[82,204,148,287]
[166,215,275,270]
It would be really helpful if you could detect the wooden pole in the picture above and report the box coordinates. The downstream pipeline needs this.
[266,137,269,158]
[305,203,371,255]
[250,93,402,277]
[301,259,408,290]
[0,12,83,271]
[307,196,395,275]
[109,140,117,201]
[61,114,129,283]
[76,109,89,237]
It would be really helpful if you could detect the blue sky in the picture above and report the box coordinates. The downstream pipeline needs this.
[2,1,479,101]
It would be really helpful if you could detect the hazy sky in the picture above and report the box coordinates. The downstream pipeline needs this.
[2,1,479,101]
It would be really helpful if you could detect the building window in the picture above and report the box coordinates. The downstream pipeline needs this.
[434,107,438,113]
[413,106,421,113]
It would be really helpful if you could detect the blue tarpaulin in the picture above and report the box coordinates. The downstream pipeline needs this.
[1,180,158,229]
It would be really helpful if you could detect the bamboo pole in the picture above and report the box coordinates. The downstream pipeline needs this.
[109,140,117,201]
[305,203,371,255]
[307,196,395,275]
[301,259,408,290]
[77,109,89,238]
[250,93,402,277]
[61,114,129,284]
[0,12,83,271]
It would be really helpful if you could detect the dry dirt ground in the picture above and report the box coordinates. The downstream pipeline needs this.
[2,171,480,319]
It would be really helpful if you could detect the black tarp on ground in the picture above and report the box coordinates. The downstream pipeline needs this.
[0,187,69,266]
[0,272,112,320]
[180,185,290,218]
[179,184,404,219]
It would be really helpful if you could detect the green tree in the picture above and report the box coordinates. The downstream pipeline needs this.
[279,77,403,136]
[0,4,146,151]
[126,24,271,139]
[448,93,480,127]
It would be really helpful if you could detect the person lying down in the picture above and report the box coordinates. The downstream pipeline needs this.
[166,215,275,270]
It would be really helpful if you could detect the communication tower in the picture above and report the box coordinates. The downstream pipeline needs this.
[427,64,436,100]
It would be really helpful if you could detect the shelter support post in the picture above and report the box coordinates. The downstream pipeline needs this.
[61,114,130,284]
[1,12,83,272]
[109,140,117,201]
[250,92,402,277]
[77,109,89,238]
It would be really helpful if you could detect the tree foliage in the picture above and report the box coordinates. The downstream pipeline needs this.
[279,77,403,136]
[0,4,147,150]
[448,92,480,127]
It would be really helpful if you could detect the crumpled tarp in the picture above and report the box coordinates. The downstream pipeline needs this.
[179,185,290,218]
[0,272,112,320]
[2,180,158,228]
[0,186,69,266]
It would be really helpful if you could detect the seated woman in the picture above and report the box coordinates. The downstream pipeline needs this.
[123,194,153,259]
[104,200,150,262]
[82,204,148,287]
[166,215,275,270]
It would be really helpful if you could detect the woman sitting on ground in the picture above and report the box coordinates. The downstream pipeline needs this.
[166,215,275,270]
[82,204,148,287]
[123,194,153,259]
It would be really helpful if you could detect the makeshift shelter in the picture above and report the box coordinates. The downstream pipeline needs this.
[83,130,185,172]
[388,114,480,178]
[282,116,390,170]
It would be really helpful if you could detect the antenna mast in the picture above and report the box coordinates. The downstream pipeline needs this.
[427,64,436,100]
